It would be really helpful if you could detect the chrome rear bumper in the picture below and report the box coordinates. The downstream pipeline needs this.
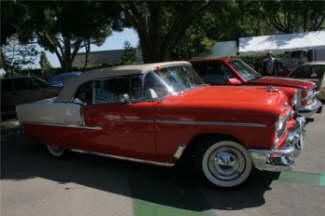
[249,117,305,172]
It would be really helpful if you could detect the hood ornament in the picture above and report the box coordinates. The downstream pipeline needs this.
[266,85,279,92]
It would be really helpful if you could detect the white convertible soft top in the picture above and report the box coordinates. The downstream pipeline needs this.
[57,61,190,102]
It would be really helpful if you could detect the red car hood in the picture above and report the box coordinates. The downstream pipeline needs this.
[247,76,315,89]
[162,86,288,115]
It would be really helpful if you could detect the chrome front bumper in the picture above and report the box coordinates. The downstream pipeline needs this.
[249,117,305,172]
[298,98,322,117]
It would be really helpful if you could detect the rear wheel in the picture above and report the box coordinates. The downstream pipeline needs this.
[46,144,65,158]
[196,139,252,188]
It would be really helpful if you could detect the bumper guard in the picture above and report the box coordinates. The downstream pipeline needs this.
[298,98,322,117]
[249,117,305,172]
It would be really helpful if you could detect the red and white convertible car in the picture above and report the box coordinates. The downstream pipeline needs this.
[17,61,305,187]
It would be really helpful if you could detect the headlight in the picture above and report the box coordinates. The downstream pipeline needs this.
[275,114,285,131]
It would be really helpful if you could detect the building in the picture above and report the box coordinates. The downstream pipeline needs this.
[72,48,142,67]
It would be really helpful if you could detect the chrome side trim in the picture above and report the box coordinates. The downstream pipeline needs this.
[155,120,267,127]
[71,144,187,167]
[23,119,266,129]
[118,119,266,127]
[23,121,103,130]
[117,119,155,123]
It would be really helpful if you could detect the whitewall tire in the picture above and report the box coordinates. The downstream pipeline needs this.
[197,140,252,188]
[46,144,66,158]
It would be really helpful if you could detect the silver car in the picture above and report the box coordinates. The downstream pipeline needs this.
[289,61,325,101]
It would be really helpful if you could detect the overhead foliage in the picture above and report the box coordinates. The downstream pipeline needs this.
[2,1,122,72]
[260,0,325,33]
[120,1,212,63]
[199,0,275,41]
[1,35,39,73]
[3,0,325,69]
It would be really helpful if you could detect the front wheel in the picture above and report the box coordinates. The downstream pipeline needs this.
[46,144,66,158]
[196,140,252,188]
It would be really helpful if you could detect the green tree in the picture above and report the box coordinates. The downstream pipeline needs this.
[260,0,325,33]
[1,35,39,74]
[170,23,215,60]
[120,41,139,65]
[200,0,275,42]
[120,1,211,63]
[3,1,122,72]
[39,51,52,71]
[1,0,28,45]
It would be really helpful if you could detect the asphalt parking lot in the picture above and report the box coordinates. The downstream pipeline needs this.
[1,107,325,216]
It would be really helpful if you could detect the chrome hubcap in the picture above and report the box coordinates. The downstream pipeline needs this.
[47,144,64,156]
[208,147,245,180]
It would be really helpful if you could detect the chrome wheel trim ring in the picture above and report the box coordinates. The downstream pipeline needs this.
[46,144,65,157]
[202,141,252,187]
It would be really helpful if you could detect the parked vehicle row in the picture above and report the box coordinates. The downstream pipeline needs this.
[16,61,310,188]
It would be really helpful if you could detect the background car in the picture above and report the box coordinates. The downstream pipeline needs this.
[191,58,322,117]
[49,71,82,87]
[1,76,61,116]
[289,61,325,101]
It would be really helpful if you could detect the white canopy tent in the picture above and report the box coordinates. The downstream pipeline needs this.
[239,31,325,55]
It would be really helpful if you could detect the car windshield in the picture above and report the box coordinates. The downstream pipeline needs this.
[228,60,261,81]
[145,65,204,98]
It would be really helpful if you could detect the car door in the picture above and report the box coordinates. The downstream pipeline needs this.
[71,75,157,161]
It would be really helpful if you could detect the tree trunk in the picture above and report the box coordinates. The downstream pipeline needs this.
[84,39,90,67]
[122,2,210,63]
[0,48,10,73]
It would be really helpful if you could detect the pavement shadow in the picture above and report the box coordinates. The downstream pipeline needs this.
[1,136,280,212]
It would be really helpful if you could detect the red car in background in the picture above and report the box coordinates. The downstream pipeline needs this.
[191,58,322,117]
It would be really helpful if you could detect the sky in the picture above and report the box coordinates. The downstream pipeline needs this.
[46,28,139,68]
